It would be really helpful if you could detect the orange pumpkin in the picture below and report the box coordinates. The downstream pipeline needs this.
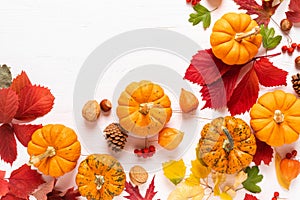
[250,90,300,146]
[76,154,126,200]
[117,80,172,137]
[27,124,81,177]
[197,116,256,174]
[210,12,262,65]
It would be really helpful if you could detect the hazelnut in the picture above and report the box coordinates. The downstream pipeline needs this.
[129,165,148,186]
[100,99,112,112]
[82,100,100,122]
[295,56,300,68]
[280,19,293,31]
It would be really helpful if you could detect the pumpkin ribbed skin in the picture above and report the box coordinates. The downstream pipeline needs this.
[117,80,172,137]
[250,90,300,146]
[76,154,126,200]
[197,116,256,174]
[210,12,262,65]
[27,124,81,177]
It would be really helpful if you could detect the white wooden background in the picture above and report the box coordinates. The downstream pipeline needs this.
[1,0,300,199]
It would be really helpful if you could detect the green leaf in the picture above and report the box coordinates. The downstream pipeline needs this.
[162,159,186,185]
[189,4,211,28]
[0,65,12,89]
[242,166,263,193]
[260,25,282,49]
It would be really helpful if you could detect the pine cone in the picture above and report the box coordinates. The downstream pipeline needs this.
[104,123,128,152]
[292,73,300,96]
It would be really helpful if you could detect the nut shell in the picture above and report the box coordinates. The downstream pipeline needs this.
[129,165,148,186]
[280,19,293,31]
[100,99,112,112]
[82,100,100,122]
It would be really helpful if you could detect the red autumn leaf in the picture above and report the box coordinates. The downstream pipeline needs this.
[201,66,241,109]
[10,71,32,95]
[252,138,273,165]
[13,124,42,147]
[244,193,258,200]
[0,88,19,123]
[253,58,287,87]
[124,176,157,200]
[0,124,17,164]
[1,194,25,200]
[184,49,231,85]
[233,0,281,25]
[0,170,9,197]
[227,67,259,115]
[286,0,300,23]
[32,178,56,200]
[14,85,55,121]
[62,187,81,200]
[9,164,44,199]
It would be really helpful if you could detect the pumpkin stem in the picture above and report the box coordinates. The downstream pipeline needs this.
[94,174,105,190]
[235,26,260,42]
[222,126,234,152]
[274,109,284,123]
[29,146,56,165]
[139,102,154,115]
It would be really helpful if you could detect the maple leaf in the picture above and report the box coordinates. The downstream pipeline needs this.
[10,71,32,95]
[184,49,231,85]
[242,166,263,193]
[233,0,281,25]
[227,67,259,115]
[0,170,9,197]
[0,124,17,164]
[244,193,258,200]
[124,176,157,200]
[8,164,44,199]
[14,85,55,121]
[253,57,287,87]
[189,4,212,28]
[1,194,25,200]
[0,88,19,123]
[286,0,300,23]
[0,64,12,89]
[32,178,56,200]
[252,138,274,165]
[13,124,42,147]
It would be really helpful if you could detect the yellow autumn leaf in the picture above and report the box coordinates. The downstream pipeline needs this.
[167,181,204,200]
[190,159,211,179]
[275,152,290,190]
[185,173,200,186]
[219,192,233,200]
[163,159,186,185]
[212,172,226,196]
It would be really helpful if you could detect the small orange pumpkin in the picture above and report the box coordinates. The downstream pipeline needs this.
[76,154,126,200]
[117,80,172,137]
[250,90,300,146]
[27,124,81,177]
[210,12,262,65]
[197,116,256,174]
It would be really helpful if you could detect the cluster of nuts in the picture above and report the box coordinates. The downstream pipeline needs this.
[82,99,112,122]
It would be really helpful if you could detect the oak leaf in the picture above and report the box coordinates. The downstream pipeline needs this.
[233,0,281,25]
[8,164,44,199]
[15,85,55,121]
[252,138,273,165]
[0,88,18,123]
[124,176,157,200]
[286,0,300,23]
[0,124,17,164]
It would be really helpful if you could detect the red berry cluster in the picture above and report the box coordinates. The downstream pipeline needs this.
[134,145,156,158]
[271,191,279,200]
[282,43,300,54]
[186,0,201,6]
[285,149,297,159]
